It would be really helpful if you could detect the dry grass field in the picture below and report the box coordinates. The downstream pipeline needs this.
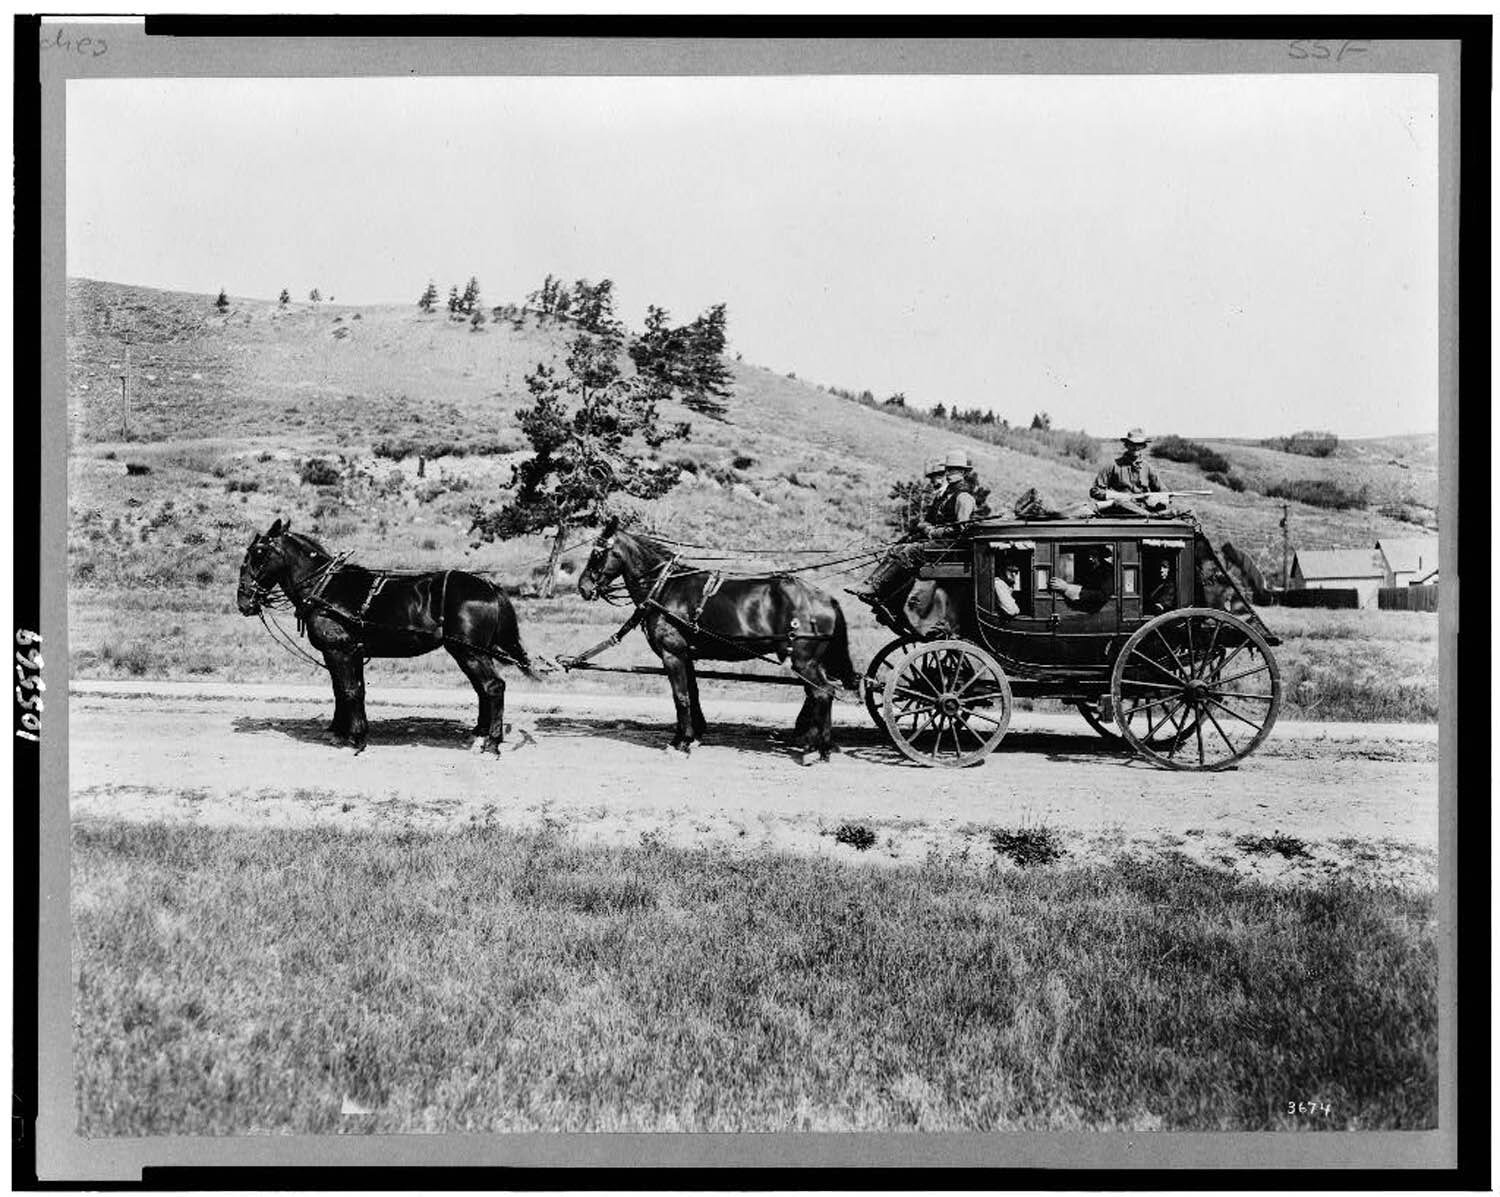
[73,820,1436,1134]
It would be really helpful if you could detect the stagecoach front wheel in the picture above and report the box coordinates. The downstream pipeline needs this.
[882,640,1012,768]
[1110,608,1280,771]
[863,636,918,736]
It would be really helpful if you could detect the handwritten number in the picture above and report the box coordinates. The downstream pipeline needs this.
[15,629,42,647]
[1289,40,1369,62]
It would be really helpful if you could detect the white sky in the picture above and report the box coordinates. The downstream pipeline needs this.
[66,73,1439,438]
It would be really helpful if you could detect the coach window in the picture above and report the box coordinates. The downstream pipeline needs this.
[992,545,1033,617]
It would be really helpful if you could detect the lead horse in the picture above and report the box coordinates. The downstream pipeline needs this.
[237,518,539,753]
[576,519,858,763]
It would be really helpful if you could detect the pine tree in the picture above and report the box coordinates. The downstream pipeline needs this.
[278,289,290,307]
[461,277,481,314]
[418,281,438,312]
[447,285,461,314]
[308,288,321,303]
[627,302,735,420]
[214,289,229,312]
[469,332,691,597]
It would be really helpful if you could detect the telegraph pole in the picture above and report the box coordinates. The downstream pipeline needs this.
[1280,501,1290,590]
[119,343,130,439]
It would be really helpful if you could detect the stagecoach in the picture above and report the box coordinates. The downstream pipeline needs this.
[851,514,1282,771]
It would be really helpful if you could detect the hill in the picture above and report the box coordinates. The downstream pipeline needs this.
[67,278,1431,574]
[63,279,1438,724]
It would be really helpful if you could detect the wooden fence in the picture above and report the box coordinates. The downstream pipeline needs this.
[1277,587,1359,610]
[1378,585,1439,612]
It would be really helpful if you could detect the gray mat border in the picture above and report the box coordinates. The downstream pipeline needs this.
[35,23,1461,1181]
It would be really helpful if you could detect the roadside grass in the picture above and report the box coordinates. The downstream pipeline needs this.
[73,820,1437,1135]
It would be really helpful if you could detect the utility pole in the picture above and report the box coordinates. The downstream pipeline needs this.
[119,343,130,439]
[1280,501,1290,590]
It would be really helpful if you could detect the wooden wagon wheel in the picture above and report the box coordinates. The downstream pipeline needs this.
[863,636,918,734]
[882,639,1012,767]
[1110,608,1280,771]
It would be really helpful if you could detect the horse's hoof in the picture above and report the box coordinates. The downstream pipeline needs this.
[469,737,487,753]
[799,749,819,767]
[351,743,366,756]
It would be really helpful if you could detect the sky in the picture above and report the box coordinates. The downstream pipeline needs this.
[66,73,1439,439]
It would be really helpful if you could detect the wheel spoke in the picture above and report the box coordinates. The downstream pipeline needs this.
[1197,618,1223,680]
[1160,702,1193,758]
[1120,691,1183,717]
[1208,639,1252,681]
[1129,649,1187,686]
[1207,661,1272,689]
[1152,625,1188,675]
[893,684,937,703]
[1195,718,1206,766]
[954,665,992,698]
[1201,703,1239,758]
[965,709,1006,729]
[1201,693,1267,733]
[1203,690,1276,703]
[1119,678,1189,692]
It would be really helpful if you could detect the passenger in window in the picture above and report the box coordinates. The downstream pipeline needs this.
[993,560,1022,617]
[1147,558,1176,614]
[1050,546,1115,612]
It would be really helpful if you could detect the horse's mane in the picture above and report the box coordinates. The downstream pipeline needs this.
[283,529,335,562]
[614,526,675,570]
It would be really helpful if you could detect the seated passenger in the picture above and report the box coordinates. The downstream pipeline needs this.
[993,561,1022,617]
[1049,546,1115,612]
[1146,558,1176,614]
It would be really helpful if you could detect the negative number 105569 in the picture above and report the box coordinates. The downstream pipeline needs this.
[15,629,43,741]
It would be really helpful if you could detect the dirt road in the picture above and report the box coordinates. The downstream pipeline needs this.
[68,680,1439,884]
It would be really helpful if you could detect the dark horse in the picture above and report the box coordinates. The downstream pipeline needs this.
[576,519,858,763]
[236,518,539,753]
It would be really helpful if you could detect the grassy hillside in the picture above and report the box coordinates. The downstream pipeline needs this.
[65,279,1439,718]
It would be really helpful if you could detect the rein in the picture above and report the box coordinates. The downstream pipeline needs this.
[573,541,851,699]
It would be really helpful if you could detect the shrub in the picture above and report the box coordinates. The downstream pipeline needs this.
[1265,479,1368,510]
[1262,431,1339,458]
[833,822,876,851]
[731,454,756,471]
[1205,470,1245,492]
[124,462,151,476]
[1152,434,1231,474]
[990,826,1065,868]
[299,458,342,486]
[224,479,260,494]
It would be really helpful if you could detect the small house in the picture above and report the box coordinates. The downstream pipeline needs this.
[1289,548,1387,609]
[1375,538,1439,588]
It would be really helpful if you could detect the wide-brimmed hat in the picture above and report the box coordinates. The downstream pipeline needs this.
[924,459,945,478]
[1121,427,1150,446]
[944,448,972,469]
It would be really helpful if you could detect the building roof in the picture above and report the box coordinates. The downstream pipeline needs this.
[1292,549,1386,580]
[1376,537,1438,576]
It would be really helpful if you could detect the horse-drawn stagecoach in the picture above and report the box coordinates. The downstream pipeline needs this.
[851,514,1282,771]
[239,508,1281,771]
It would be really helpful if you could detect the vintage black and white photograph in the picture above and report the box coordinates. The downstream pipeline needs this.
[33,25,1465,1173]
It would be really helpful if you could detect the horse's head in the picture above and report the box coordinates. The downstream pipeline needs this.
[236,518,291,615]
[577,517,623,602]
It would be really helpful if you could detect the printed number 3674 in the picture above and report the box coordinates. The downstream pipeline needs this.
[1288,1101,1332,1116]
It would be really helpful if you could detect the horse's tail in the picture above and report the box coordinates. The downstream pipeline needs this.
[476,574,545,680]
[823,598,860,691]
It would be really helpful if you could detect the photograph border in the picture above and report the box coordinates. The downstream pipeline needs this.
[16,14,1489,1186]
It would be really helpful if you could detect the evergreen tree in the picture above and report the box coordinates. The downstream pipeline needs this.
[470,308,487,331]
[447,285,461,314]
[461,276,481,314]
[627,302,735,419]
[932,402,947,419]
[1030,411,1052,431]
[470,332,691,597]
[418,281,438,312]
[278,289,290,307]
[214,289,229,312]
[308,288,321,303]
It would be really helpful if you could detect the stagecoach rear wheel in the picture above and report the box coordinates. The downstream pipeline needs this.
[1110,608,1280,771]
[882,640,1012,768]
[863,636,919,734]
